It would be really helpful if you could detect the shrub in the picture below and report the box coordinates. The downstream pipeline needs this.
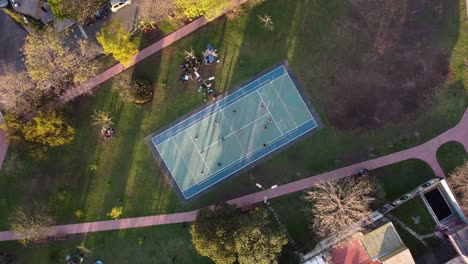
[114,76,154,104]
[174,0,231,21]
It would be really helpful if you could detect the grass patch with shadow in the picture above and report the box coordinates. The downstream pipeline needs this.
[437,141,467,176]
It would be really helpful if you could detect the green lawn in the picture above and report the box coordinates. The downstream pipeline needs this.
[0,0,466,262]
[0,224,210,264]
[371,159,436,204]
[392,196,436,235]
[437,141,468,176]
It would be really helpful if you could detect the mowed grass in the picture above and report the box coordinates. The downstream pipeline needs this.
[437,141,467,176]
[391,196,440,257]
[392,197,436,235]
[0,224,211,264]
[0,0,466,262]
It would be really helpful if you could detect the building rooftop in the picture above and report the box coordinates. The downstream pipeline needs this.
[360,222,407,260]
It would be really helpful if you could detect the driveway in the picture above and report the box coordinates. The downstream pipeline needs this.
[0,10,27,71]
[82,2,138,43]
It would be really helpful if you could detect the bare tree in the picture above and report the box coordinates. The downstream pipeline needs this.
[258,14,274,31]
[449,160,468,215]
[23,27,100,94]
[303,178,374,240]
[246,0,266,9]
[91,110,113,128]
[137,0,174,24]
[0,67,42,116]
[9,203,54,246]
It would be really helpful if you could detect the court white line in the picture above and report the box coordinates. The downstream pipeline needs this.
[172,137,200,185]
[219,108,247,155]
[281,69,314,120]
[256,90,284,135]
[270,77,297,128]
[154,72,288,147]
[183,120,319,197]
[199,112,271,153]
[185,116,316,190]
[185,130,212,176]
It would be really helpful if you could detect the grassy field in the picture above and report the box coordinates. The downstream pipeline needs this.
[0,0,466,262]
[0,224,211,264]
[371,159,435,203]
[392,197,436,235]
[437,141,467,176]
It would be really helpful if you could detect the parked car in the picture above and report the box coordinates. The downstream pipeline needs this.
[109,0,131,12]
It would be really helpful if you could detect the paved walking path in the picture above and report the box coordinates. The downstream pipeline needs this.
[0,108,466,242]
[49,0,249,109]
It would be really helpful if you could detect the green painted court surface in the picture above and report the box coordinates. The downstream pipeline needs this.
[150,65,318,199]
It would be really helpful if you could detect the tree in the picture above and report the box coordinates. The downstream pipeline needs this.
[174,0,231,21]
[0,114,27,145]
[246,0,266,9]
[235,209,288,264]
[190,204,287,264]
[0,67,42,116]
[23,27,100,94]
[9,203,54,246]
[449,160,468,214]
[48,0,105,24]
[303,178,375,240]
[91,110,113,127]
[107,206,123,220]
[23,111,75,147]
[97,19,140,67]
[190,204,239,264]
[113,75,154,103]
[258,14,274,31]
[138,0,174,24]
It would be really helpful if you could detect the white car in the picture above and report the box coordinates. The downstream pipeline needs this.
[109,0,131,12]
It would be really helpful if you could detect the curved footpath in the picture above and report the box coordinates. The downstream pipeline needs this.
[0,108,466,241]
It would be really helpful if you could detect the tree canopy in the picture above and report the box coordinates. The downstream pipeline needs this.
[0,111,75,148]
[138,0,174,23]
[234,209,288,264]
[97,19,140,67]
[48,0,106,24]
[174,0,231,21]
[0,67,42,116]
[303,178,375,240]
[23,27,99,94]
[8,203,54,246]
[24,111,75,147]
[190,204,287,264]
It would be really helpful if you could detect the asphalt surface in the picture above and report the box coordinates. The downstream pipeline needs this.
[0,9,27,71]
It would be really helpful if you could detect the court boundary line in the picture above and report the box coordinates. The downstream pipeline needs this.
[184,108,317,192]
[256,90,284,135]
[199,112,271,153]
[171,137,200,185]
[185,130,213,177]
[219,108,247,155]
[145,60,324,201]
[192,113,284,187]
[183,120,319,198]
[153,72,288,147]
[270,77,298,128]
[161,68,315,196]
[281,69,314,120]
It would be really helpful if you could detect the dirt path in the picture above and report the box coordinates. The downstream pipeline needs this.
[0,108,465,242]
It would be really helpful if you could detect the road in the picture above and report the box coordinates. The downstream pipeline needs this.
[0,10,27,71]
